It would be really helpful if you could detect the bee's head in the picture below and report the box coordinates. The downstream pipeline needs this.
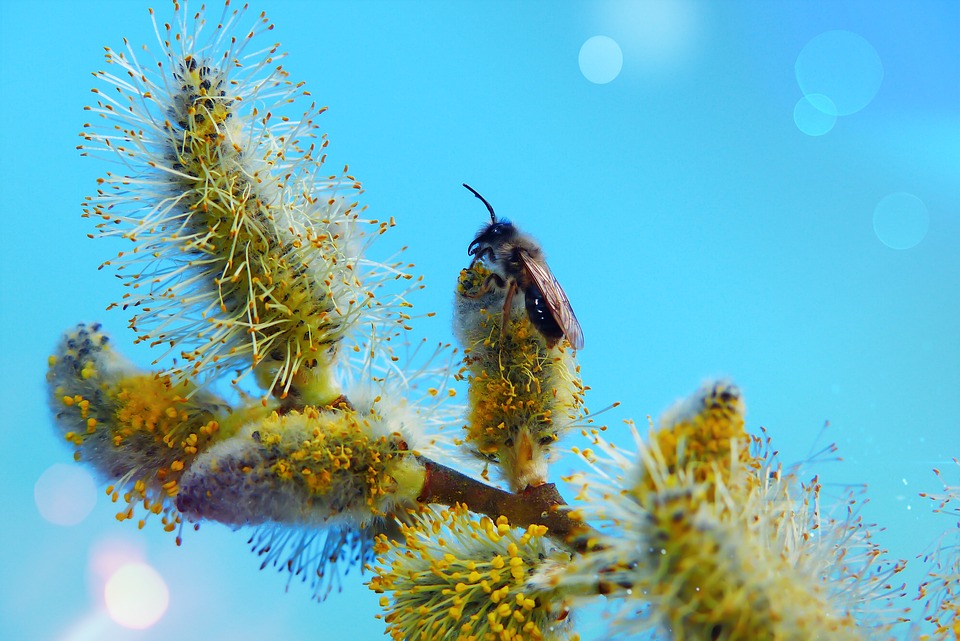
[468,219,516,257]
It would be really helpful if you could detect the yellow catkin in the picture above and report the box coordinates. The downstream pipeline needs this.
[563,382,902,641]
[636,380,753,502]
[79,2,404,400]
[176,401,427,527]
[47,323,234,536]
[454,263,584,490]
[371,505,573,641]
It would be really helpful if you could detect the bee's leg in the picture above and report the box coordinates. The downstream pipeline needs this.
[462,272,505,299]
[500,280,518,343]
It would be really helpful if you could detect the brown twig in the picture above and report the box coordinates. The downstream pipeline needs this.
[416,457,598,553]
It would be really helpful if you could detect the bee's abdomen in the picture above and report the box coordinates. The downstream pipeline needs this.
[524,285,563,344]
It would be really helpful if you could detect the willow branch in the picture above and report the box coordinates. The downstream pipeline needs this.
[416,457,597,554]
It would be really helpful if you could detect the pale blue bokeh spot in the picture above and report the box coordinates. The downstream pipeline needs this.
[34,463,97,526]
[794,94,838,136]
[873,192,930,249]
[796,30,883,116]
[596,0,700,74]
[579,36,623,84]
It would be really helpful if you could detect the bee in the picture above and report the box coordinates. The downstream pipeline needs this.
[462,183,584,350]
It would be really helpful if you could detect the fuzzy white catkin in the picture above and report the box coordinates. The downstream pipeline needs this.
[177,392,429,528]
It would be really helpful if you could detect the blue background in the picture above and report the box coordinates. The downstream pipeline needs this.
[1,1,957,639]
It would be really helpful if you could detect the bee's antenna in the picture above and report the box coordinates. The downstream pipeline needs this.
[463,183,497,223]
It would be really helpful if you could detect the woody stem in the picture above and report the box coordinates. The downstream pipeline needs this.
[416,457,597,554]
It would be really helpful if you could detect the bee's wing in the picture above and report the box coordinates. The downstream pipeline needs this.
[519,252,584,350]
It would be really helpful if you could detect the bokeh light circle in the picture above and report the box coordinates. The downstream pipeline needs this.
[793,94,838,136]
[34,463,97,526]
[103,562,170,629]
[579,36,623,84]
[795,30,883,116]
[873,192,929,250]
